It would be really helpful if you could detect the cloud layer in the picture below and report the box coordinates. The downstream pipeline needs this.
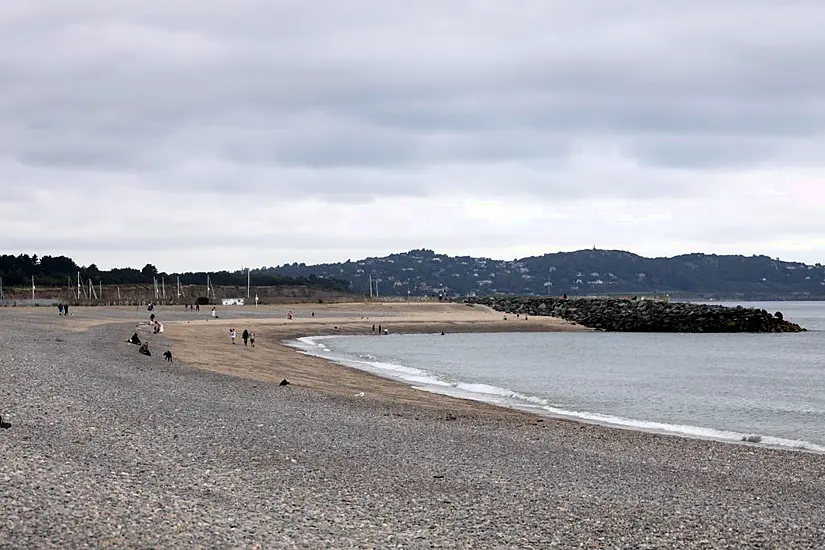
[2,1,824,270]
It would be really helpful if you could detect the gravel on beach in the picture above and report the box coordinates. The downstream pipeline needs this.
[1,308,825,548]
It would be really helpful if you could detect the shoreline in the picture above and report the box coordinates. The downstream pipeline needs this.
[6,302,820,453]
[161,301,823,454]
[288,332,825,455]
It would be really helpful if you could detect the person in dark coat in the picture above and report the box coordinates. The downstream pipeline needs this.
[242,329,249,346]
[139,342,151,356]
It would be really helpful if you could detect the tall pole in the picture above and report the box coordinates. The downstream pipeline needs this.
[368,273,373,298]
[77,271,81,299]
[162,277,166,300]
[31,275,35,303]
[247,268,250,299]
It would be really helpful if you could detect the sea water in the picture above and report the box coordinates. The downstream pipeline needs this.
[289,301,825,452]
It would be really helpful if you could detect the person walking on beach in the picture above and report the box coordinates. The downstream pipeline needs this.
[242,329,249,346]
[212,306,217,318]
[196,303,200,312]
[230,328,236,344]
[249,332,255,347]
[64,304,69,316]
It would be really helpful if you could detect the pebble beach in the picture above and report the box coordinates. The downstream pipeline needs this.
[2,305,825,548]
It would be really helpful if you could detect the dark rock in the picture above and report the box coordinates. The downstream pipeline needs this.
[461,297,806,333]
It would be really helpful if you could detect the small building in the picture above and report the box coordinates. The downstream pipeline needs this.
[222,298,245,306]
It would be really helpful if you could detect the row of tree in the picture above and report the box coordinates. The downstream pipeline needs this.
[0,254,350,292]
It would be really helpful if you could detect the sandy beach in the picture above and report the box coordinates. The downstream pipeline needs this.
[2,303,825,548]
[165,301,587,415]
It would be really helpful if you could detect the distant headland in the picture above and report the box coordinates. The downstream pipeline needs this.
[2,249,824,302]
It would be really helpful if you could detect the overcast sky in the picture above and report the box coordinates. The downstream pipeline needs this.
[2,1,824,272]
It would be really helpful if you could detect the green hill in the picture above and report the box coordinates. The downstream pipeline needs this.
[260,249,825,300]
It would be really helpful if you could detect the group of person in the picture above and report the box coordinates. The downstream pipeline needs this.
[229,328,255,346]
[148,312,164,333]
[127,308,172,360]
[57,303,70,316]
[128,334,171,362]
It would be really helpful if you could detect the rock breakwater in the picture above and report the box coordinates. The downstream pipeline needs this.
[464,297,806,333]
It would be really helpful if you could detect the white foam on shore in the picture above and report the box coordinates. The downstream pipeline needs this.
[287,336,825,453]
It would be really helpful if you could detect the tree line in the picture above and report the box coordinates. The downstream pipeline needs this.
[0,254,350,292]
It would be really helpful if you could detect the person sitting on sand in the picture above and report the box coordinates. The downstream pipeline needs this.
[129,333,141,345]
[139,342,151,356]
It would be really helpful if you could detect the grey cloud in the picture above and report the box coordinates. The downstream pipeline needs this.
[1,0,825,203]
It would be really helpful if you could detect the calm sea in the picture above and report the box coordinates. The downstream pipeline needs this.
[290,301,825,452]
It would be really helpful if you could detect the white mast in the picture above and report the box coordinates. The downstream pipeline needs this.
[162,277,166,300]
[77,271,81,299]
[368,273,373,298]
[247,268,250,299]
[31,275,35,303]
[207,274,215,300]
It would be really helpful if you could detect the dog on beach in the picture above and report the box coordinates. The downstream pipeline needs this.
[163,350,173,362]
